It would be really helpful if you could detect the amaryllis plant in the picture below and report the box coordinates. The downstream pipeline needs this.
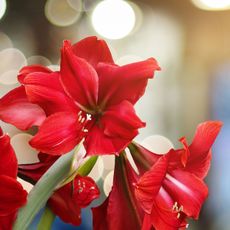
[0,36,222,230]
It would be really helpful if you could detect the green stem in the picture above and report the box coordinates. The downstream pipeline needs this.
[37,206,55,230]
[77,156,98,176]
[58,156,98,188]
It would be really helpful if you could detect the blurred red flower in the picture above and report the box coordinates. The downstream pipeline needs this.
[92,121,222,230]
[18,153,99,226]
[0,127,27,230]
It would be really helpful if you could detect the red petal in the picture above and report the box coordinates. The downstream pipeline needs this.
[18,65,52,83]
[0,86,46,130]
[23,72,78,115]
[97,58,160,108]
[30,112,84,155]
[190,121,223,153]
[129,143,161,175]
[73,175,100,207]
[187,121,223,178]
[179,137,190,167]
[102,101,145,139]
[92,198,109,230]
[141,214,152,230]
[148,187,187,230]
[92,155,143,230]
[85,101,145,156]
[0,175,27,216]
[48,185,81,226]
[48,175,99,226]
[0,131,17,178]
[135,156,169,214]
[84,125,121,156]
[164,170,208,219]
[18,153,58,183]
[61,40,98,110]
[72,36,114,68]
[0,213,16,230]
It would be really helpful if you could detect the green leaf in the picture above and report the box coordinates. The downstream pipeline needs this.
[37,206,55,230]
[13,149,76,230]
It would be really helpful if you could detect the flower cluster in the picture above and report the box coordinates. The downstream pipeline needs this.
[0,36,222,230]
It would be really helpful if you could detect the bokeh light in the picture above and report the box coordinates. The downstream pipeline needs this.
[0,48,26,85]
[27,55,52,66]
[88,157,104,182]
[91,0,136,39]
[0,0,7,20]
[0,69,19,85]
[17,178,33,193]
[140,135,174,154]
[0,48,26,75]
[0,32,13,51]
[103,170,114,196]
[116,55,143,65]
[67,0,82,11]
[45,0,82,27]
[191,0,230,10]
[11,133,39,164]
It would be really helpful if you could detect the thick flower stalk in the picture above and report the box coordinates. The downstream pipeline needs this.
[0,127,27,230]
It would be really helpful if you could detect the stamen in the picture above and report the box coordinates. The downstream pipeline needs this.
[78,115,83,122]
[78,187,83,193]
[81,117,86,123]
[172,202,183,219]
[86,114,92,120]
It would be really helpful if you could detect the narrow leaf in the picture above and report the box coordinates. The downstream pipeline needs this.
[13,149,76,230]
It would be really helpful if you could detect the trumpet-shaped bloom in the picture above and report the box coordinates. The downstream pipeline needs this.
[92,121,222,230]
[0,127,27,230]
[18,153,99,226]
[0,37,160,156]
[25,37,160,156]
[134,121,222,230]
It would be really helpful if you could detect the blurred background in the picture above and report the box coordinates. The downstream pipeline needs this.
[0,0,229,229]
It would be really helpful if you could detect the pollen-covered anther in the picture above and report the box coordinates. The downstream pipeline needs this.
[83,182,86,188]
[172,202,183,219]
[86,114,92,121]
[81,117,86,123]
[78,187,83,193]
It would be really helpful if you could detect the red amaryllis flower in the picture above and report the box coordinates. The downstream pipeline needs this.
[0,85,46,130]
[23,36,160,156]
[18,153,100,226]
[0,127,27,230]
[92,154,144,230]
[133,121,222,230]
[92,121,222,230]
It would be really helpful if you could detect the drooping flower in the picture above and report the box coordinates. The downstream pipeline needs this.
[92,121,222,230]
[133,121,222,230]
[21,36,160,156]
[18,152,100,226]
[0,127,27,230]
[92,154,144,230]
